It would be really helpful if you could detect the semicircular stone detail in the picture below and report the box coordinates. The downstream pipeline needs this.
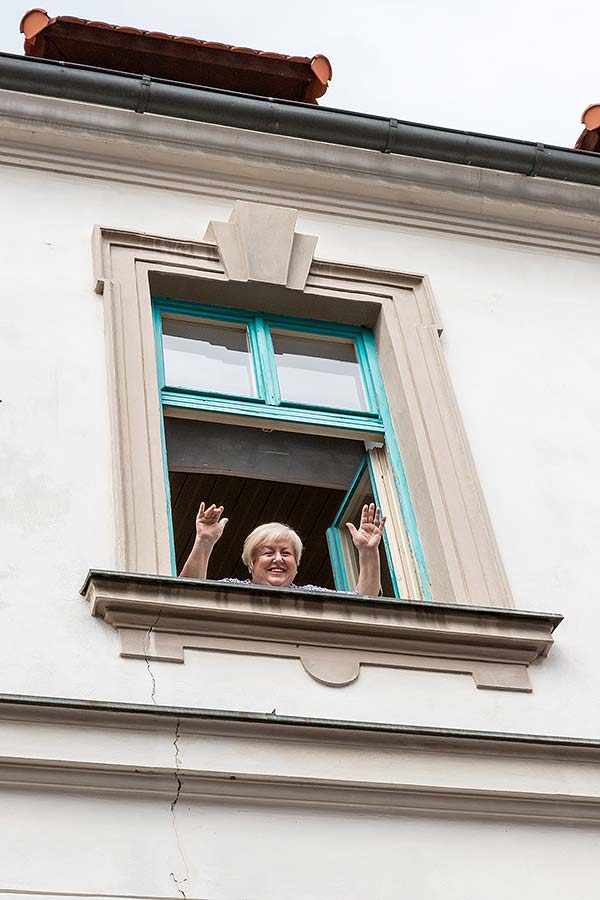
[300,648,361,687]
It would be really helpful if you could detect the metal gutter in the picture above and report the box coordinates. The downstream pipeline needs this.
[1,52,599,187]
[0,692,599,748]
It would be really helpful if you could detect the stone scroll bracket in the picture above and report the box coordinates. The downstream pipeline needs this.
[202,201,318,290]
[83,572,562,695]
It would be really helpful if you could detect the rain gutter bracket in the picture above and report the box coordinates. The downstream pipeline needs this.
[383,117,398,153]
[135,74,152,114]
[528,142,545,177]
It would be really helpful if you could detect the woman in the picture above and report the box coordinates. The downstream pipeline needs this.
[181,501,386,596]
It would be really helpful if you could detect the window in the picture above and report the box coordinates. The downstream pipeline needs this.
[270,331,369,411]
[87,206,560,691]
[93,207,515,609]
[162,318,255,397]
[152,298,428,597]
[327,455,395,596]
[87,210,560,692]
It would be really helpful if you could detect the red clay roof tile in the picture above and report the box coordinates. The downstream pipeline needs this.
[19,8,330,101]
[574,103,600,152]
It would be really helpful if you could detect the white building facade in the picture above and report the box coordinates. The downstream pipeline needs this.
[1,47,600,900]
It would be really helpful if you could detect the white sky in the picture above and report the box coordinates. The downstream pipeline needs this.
[0,0,595,148]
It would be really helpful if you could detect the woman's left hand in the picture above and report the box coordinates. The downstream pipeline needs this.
[346,503,386,552]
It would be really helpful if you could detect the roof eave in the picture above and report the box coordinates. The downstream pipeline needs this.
[0,52,599,189]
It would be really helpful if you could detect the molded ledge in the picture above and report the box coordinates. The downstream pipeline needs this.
[82,571,562,693]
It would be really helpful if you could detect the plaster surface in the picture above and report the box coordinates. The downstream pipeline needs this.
[0,155,598,737]
[1,787,598,900]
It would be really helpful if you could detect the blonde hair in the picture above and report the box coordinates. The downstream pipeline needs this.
[242,522,303,570]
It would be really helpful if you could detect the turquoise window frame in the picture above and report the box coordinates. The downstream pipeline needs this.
[152,297,431,599]
[154,298,381,433]
[326,455,399,596]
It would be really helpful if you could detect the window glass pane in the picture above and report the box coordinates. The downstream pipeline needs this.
[272,332,369,411]
[162,318,255,397]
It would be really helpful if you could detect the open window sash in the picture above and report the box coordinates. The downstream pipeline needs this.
[326,453,399,597]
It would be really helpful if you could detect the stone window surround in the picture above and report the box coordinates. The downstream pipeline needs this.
[92,199,514,609]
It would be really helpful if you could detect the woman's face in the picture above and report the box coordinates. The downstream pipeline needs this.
[250,538,298,588]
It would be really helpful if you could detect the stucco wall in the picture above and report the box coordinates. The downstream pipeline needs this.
[1,153,599,737]
[1,706,598,900]
[2,785,597,900]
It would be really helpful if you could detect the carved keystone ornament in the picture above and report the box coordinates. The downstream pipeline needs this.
[203,201,318,290]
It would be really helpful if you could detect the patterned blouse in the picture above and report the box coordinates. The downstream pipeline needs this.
[218,577,358,594]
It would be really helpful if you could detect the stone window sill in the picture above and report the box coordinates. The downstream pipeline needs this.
[82,571,562,692]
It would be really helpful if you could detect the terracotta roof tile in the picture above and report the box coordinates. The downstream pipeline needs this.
[19,8,331,102]
[574,103,600,152]
[21,9,312,63]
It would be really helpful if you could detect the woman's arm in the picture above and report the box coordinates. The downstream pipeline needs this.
[346,503,386,596]
[180,502,228,578]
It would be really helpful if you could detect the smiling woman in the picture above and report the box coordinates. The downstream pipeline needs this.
[180,502,386,596]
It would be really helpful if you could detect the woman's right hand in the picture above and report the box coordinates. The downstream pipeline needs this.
[195,502,228,547]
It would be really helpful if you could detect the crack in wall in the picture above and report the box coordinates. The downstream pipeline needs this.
[169,871,187,900]
[171,715,183,813]
[143,611,162,705]
[170,716,190,899]
[142,620,190,895]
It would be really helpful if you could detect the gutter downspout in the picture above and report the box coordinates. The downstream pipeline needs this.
[1,52,600,187]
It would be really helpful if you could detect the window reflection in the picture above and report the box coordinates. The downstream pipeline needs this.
[162,318,255,397]
[272,332,369,411]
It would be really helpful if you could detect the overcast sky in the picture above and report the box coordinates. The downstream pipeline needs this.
[0,0,595,148]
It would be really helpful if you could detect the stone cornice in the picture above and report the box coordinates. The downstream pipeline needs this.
[82,570,562,693]
[0,693,594,754]
[0,761,598,825]
[0,695,599,826]
[2,90,600,251]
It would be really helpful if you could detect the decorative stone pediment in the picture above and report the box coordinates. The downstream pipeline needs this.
[202,201,318,289]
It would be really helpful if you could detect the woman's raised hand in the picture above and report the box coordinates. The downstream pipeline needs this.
[180,502,228,579]
[195,502,228,547]
[346,503,386,552]
[346,503,386,595]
